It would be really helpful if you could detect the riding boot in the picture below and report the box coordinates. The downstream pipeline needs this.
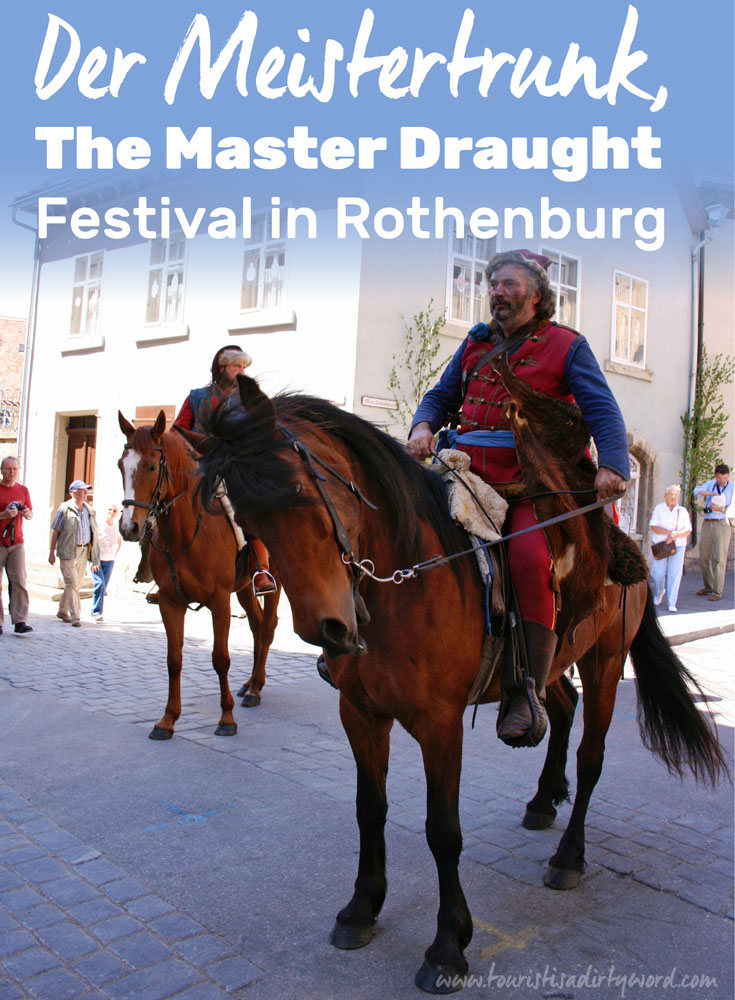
[133,534,154,584]
[497,621,557,748]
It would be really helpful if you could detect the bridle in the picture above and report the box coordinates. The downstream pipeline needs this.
[121,442,185,520]
[121,440,203,609]
[276,422,377,585]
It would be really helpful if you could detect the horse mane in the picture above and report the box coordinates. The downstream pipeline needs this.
[128,426,198,496]
[200,393,470,576]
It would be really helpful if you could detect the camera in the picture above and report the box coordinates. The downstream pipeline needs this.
[8,501,22,512]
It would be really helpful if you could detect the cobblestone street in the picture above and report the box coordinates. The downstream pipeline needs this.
[1,577,733,999]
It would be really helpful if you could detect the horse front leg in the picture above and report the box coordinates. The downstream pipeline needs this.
[545,649,619,890]
[330,697,392,950]
[151,599,186,740]
[523,673,578,830]
[210,595,237,736]
[414,713,472,994]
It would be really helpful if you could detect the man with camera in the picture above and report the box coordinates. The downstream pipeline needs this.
[0,456,33,635]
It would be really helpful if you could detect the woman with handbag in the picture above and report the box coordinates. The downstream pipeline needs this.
[649,484,692,612]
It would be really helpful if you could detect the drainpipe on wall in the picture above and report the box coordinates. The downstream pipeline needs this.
[687,234,706,548]
[11,208,41,477]
[685,203,728,549]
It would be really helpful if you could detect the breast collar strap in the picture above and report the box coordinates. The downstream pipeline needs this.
[276,422,377,572]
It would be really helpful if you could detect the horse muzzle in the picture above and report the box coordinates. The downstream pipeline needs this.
[317,618,364,659]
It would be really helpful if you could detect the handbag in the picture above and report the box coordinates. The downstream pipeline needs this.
[651,539,676,560]
[651,507,679,560]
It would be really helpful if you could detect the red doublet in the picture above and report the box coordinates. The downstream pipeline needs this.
[459,323,579,628]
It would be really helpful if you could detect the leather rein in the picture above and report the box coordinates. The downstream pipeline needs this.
[121,442,203,609]
[274,423,622,588]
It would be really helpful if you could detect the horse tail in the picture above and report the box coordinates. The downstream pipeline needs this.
[628,588,730,786]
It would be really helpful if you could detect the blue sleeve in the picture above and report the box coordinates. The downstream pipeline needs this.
[692,481,712,497]
[410,338,468,435]
[565,337,631,480]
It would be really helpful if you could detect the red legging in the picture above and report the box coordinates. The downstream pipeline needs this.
[504,499,555,629]
[250,539,270,575]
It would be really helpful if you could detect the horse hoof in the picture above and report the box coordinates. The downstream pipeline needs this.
[241,693,261,708]
[414,960,466,994]
[215,723,238,737]
[236,684,247,698]
[543,864,581,890]
[522,808,556,830]
[329,921,374,950]
[149,727,173,741]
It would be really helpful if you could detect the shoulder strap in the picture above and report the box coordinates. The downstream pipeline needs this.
[461,321,537,393]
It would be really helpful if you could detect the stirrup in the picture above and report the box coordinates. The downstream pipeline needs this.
[497,677,548,748]
[253,571,277,596]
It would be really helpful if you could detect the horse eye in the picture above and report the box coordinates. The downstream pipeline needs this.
[149,464,157,472]
[294,483,303,494]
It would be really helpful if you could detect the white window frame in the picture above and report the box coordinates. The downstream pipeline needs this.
[70,251,104,338]
[146,235,187,326]
[446,229,496,327]
[610,269,648,369]
[541,247,581,328]
[240,212,287,313]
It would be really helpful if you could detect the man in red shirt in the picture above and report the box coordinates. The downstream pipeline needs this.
[0,456,33,635]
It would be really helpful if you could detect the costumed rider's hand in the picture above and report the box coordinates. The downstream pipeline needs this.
[595,467,626,501]
[407,422,436,461]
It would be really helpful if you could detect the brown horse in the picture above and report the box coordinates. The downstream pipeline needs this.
[118,410,280,739]
[191,377,725,994]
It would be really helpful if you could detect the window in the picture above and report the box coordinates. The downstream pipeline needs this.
[241,213,286,311]
[616,454,641,535]
[70,252,103,337]
[146,235,186,325]
[447,230,496,326]
[542,248,580,328]
[611,270,648,368]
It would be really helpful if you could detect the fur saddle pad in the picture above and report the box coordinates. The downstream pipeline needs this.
[438,449,508,542]
[604,518,649,587]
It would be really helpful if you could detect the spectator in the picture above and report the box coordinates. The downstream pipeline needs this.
[649,484,692,613]
[693,464,734,602]
[49,480,100,627]
[91,503,122,622]
[0,456,33,635]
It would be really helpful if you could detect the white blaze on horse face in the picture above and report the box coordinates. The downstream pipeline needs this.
[120,449,142,535]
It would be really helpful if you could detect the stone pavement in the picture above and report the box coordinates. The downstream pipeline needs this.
[0,573,733,999]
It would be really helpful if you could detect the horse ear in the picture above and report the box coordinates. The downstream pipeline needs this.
[118,411,135,438]
[173,425,214,455]
[237,374,272,414]
[152,410,167,440]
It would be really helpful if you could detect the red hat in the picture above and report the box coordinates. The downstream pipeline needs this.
[512,249,552,272]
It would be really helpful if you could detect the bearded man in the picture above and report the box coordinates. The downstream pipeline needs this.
[408,250,629,747]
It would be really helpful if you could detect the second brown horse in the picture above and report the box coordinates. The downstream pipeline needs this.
[118,410,280,739]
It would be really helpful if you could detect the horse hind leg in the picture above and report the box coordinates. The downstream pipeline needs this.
[523,673,578,830]
[235,584,278,707]
[330,699,392,950]
[544,647,620,890]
